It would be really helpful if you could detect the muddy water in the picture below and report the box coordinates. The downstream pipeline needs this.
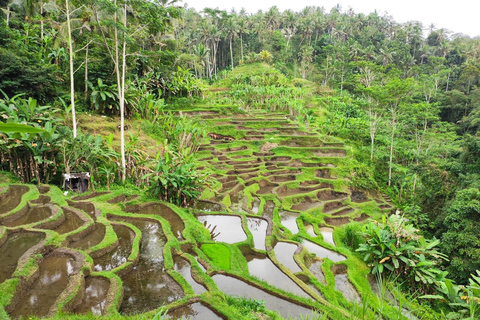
[135,203,184,240]
[4,205,54,227]
[324,217,350,226]
[335,273,361,303]
[197,215,247,244]
[173,256,206,294]
[75,276,110,315]
[94,225,133,271]
[308,261,326,285]
[68,201,97,220]
[53,208,83,235]
[212,274,317,319]
[257,181,279,195]
[279,211,299,234]
[247,255,309,298]
[30,195,51,204]
[229,189,245,212]
[302,240,346,262]
[72,192,108,201]
[194,200,225,212]
[69,223,106,250]
[291,199,323,212]
[10,256,74,319]
[273,242,302,273]
[251,197,260,214]
[120,220,184,315]
[168,303,222,320]
[304,223,317,238]
[319,227,335,246]
[247,217,267,251]
[0,232,44,283]
[0,185,29,215]
[262,201,276,219]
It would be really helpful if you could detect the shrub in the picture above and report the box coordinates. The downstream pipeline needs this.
[356,214,448,295]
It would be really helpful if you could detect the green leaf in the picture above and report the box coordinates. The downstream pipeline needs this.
[0,123,44,133]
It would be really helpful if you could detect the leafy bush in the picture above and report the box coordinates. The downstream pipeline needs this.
[0,92,63,183]
[441,188,480,283]
[146,147,206,207]
[356,214,448,295]
[143,113,205,155]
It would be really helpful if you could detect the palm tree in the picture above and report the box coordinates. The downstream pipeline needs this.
[237,15,248,61]
[224,16,238,70]
[281,9,297,48]
[193,43,210,78]
[264,6,280,31]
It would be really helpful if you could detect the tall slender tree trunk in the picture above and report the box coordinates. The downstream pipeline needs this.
[388,113,396,187]
[113,0,126,183]
[369,109,378,160]
[6,7,10,26]
[240,33,244,61]
[229,37,234,70]
[370,131,375,160]
[66,0,77,138]
[40,1,44,40]
[84,43,89,101]
[120,4,127,184]
[112,2,127,183]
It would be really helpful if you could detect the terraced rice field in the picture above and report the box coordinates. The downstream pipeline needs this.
[0,108,396,319]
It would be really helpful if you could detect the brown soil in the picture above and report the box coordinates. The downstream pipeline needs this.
[312,149,347,158]
[268,175,297,183]
[316,190,348,201]
[354,214,370,222]
[322,201,348,214]
[315,169,335,179]
[291,198,323,211]
[332,208,355,216]
[324,217,350,226]
[351,190,369,203]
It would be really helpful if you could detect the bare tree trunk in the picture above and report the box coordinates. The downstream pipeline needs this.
[111,1,127,183]
[240,33,244,61]
[40,1,44,40]
[84,43,89,101]
[370,132,375,160]
[6,7,10,26]
[388,112,396,187]
[230,37,234,70]
[120,4,127,184]
[66,0,77,138]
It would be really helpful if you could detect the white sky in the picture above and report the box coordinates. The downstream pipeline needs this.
[183,0,480,38]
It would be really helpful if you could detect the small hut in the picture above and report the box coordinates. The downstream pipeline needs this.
[63,172,90,193]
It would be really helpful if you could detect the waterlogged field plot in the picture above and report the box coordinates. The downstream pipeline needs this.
[0,109,401,320]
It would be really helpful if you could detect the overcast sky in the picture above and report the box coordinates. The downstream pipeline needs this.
[183,0,480,38]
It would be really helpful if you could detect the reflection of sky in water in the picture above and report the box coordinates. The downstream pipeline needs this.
[212,274,315,319]
[247,217,267,250]
[141,222,165,262]
[197,215,247,243]
[279,211,299,234]
[248,257,309,298]
[174,257,206,294]
[274,242,302,273]
[304,223,317,237]
[40,270,62,285]
[302,239,345,262]
[319,227,335,246]
[167,303,222,320]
